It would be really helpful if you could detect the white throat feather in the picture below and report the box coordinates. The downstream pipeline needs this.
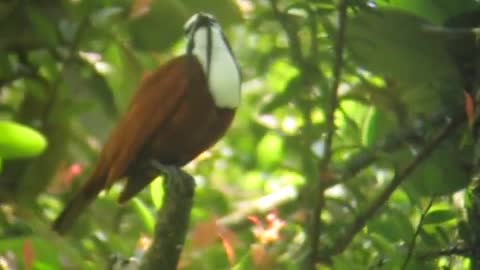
[185,14,241,109]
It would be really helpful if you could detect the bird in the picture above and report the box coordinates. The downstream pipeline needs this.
[52,12,241,234]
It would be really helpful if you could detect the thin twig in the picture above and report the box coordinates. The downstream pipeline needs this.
[307,1,349,268]
[269,0,349,267]
[401,196,436,270]
[327,114,465,257]
[322,0,348,166]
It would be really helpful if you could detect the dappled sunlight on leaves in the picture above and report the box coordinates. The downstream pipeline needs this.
[1,0,479,269]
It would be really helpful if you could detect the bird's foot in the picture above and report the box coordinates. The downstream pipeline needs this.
[149,160,195,197]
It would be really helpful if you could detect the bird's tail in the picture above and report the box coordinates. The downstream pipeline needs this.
[52,176,103,234]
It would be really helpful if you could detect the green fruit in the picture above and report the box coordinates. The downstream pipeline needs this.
[0,121,48,159]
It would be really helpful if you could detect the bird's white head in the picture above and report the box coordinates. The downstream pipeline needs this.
[184,13,241,109]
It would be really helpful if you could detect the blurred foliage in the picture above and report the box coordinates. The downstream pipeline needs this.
[0,0,480,269]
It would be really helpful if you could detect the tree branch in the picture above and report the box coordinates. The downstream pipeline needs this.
[307,0,349,268]
[325,114,465,258]
[328,110,465,188]
[139,162,196,270]
[322,0,348,166]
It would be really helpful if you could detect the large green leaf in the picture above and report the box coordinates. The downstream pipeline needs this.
[423,209,457,225]
[0,121,48,159]
[362,107,398,147]
[404,138,471,196]
[347,8,453,81]
[346,8,462,114]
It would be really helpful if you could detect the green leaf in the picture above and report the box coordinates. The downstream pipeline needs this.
[193,187,229,218]
[423,209,457,225]
[103,43,142,111]
[261,74,303,113]
[0,121,48,159]
[256,132,284,170]
[368,209,413,242]
[419,227,443,247]
[64,58,118,118]
[362,107,398,147]
[232,252,254,270]
[150,176,165,208]
[266,59,299,93]
[405,139,471,196]
[131,198,154,233]
[346,8,462,114]
[368,233,397,255]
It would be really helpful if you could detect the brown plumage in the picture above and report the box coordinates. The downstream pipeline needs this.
[52,55,235,233]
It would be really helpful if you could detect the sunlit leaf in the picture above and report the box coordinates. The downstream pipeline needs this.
[362,107,398,147]
[423,209,457,225]
[149,176,164,208]
[131,198,154,233]
[256,132,284,170]
[266,59,299,93]
[0,121,48,159]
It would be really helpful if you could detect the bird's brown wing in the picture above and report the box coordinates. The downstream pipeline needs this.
[103,55,198,187]
[52,55,200,233]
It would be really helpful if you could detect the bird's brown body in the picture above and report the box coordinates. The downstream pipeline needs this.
[52,55,235,233]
